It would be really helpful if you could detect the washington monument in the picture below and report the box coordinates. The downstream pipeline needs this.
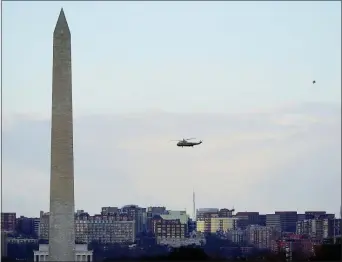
[49,8,75,260]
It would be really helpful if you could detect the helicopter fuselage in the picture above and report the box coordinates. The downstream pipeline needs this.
[177,141,202,147]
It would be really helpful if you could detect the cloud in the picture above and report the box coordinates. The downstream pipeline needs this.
[2,102,341,217]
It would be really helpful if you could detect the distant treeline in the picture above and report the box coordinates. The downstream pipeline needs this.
[2,241,341,261]
[99,244,342,261]
[102,246,211,261]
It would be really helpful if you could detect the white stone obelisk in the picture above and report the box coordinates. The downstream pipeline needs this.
[48,8,75,261]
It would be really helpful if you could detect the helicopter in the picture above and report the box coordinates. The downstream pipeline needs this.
[313,80,316,84]
[170,138,203,148]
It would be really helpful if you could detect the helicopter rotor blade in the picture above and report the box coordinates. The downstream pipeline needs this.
[184,137,196,141]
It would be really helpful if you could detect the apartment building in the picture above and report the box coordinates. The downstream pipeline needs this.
[226,229,246,245]
[296,218,324,240]
[197,217,239,233]
[76,212,135,244]
[246,225,280,250]
[152,215,186,242]
[39,211,135,244]
[297,217,341,241]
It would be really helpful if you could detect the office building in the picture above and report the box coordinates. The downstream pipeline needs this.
[219,208,234,218]
[235,212,260,229]
[151,210,190,237]
[304,211,326,219]
[101,207,120,216]
[121,205,146,235]
[146,206,167,233]
[266,214,281,231]
[259,215,266,226]
[16,216,39,238]
[323,218,341,239]
[161,210,189,228]
[297,213,306,221]
[196,208,219,220]
[188,219,196,233]
[1,213,16,233]
[38,211,49,241]
[275,211,297,232]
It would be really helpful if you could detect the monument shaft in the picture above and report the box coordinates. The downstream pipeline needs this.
[49,9,75,261]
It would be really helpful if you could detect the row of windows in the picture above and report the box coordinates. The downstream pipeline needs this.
[78,231,134,234]
[76,219,133,223]
[75,227,133,230]
[157,232,185,234]
[158,225,182,228]
[158,235,185,239]
[157,228,184,231]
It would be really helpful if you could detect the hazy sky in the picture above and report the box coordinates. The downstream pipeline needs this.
[2,2,341,218]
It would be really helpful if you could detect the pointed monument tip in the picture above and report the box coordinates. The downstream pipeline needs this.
[54,8,70,36]
[59,8,66,17]
[57,8,67,23]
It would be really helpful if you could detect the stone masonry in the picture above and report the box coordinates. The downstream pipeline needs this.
[48,8,76,261]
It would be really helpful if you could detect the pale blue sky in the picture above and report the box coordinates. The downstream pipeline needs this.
[3,1,341,117]
[2,2,341,216]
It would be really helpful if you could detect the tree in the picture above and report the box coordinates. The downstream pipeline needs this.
[168,246,209,260]
[311,243,341,261]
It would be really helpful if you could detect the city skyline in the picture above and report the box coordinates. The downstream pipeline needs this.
[2,2,341,217]
[2,208,341,261]
[6,206,342,220]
